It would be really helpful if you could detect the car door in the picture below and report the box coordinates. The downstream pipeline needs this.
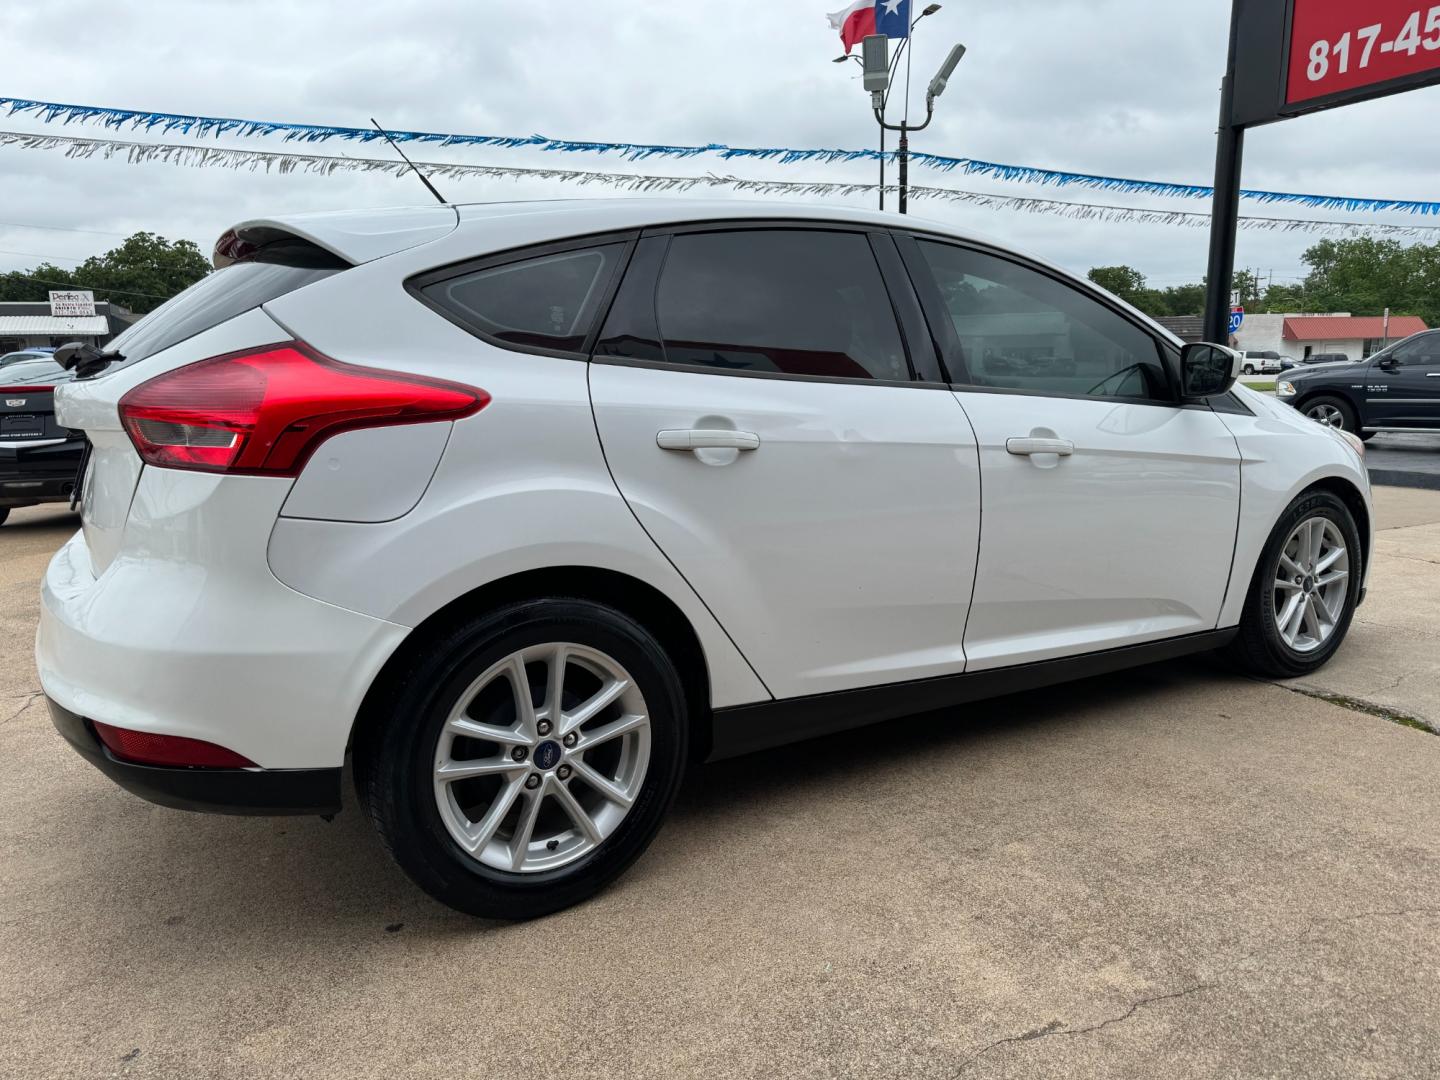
[897,234,1242,670]
[1364,333,1440,429]
[588,224,981,700]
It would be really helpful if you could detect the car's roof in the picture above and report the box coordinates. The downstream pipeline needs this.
[228,197,1008,264]
[222,197,1181,346]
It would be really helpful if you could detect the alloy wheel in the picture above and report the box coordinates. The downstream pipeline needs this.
[1305,402,1346,429]
[432,642,651,873]
[1272,516,1349,653]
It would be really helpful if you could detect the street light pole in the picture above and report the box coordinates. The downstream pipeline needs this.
[874,42,965,213]
[837,4,943,214]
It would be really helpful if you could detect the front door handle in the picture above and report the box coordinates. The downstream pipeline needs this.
[1426,372,1440,377]
[1006,436,1074,457]
[657,429,761,451]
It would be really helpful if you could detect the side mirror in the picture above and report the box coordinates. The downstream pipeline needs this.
[1180,342,1240,399]
[1376,355,1399,370]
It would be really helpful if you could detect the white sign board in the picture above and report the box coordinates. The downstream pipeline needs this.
[49,290,96,317]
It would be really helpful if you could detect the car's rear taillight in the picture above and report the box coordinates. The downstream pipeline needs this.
[117,342,487,476]
[92,721,256,768]
[0,385,53,393]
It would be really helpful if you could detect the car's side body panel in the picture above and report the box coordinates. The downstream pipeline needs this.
[953,391,1242,667]
[591,362,982,698]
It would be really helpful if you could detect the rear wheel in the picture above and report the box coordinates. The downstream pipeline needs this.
[1302,395,1358,433]
[1225,490,1360,678]
[1243,364,1256,375]
[357,598,687,919]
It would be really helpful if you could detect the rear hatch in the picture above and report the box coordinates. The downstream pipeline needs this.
[57,233,360,573]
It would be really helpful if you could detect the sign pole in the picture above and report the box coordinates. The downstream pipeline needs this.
[1203,1,1246,346]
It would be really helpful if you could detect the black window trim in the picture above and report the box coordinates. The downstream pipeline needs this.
[891,228,1189,409]
[405,229,641,361]
[587,218,948,389]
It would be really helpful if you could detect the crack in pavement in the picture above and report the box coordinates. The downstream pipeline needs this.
[950,983,1217,1076]
[945,905,1440,1076]
[1274,681,1437,734]
[1,690,44,726]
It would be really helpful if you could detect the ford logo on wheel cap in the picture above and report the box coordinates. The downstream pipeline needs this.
[533,740,562,771]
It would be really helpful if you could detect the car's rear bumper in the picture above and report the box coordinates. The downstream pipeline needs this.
[0,438,83,506]
[48,697,342,815]
[36,470,411,772]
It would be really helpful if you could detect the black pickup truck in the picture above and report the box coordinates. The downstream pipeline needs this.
[1275,329,1440,439]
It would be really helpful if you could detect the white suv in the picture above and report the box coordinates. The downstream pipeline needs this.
[37,200,1372,918]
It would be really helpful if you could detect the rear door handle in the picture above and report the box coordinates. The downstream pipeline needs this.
[1426,372,1440,377]
[657,429,761,451]
[1006,436,1074,456]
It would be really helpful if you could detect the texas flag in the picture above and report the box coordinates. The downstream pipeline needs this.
[828,0,910,54]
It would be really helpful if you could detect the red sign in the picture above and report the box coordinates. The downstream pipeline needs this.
[1287,0,1440,105]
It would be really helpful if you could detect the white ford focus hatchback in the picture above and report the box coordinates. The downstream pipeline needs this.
[38,200,1371,918]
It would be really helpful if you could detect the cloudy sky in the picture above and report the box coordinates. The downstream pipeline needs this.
[2,0,1438,294]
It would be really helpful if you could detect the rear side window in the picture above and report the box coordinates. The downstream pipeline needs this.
[105,253,344,370]
[654,230,909,381]
[420,244,625,354]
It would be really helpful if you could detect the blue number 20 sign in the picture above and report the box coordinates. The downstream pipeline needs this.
[1228,307,1245,335]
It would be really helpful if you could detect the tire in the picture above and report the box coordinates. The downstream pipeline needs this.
[1243,364,1255,375]
[1224,490,1361,678]
[0,507,8,526]
[1359,431,1376,442]
[1301,395,1358,433]
[357,598,688,919]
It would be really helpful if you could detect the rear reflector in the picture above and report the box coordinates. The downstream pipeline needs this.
[92,721,257,768]
[118,341,487,476]
[0,385,53,393]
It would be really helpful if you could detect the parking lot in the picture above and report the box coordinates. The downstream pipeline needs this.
[3,488,1440,1079]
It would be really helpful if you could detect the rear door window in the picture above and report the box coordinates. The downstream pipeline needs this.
[651,229,910,381]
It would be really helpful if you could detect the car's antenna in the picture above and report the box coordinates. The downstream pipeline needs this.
[370,118,447,205]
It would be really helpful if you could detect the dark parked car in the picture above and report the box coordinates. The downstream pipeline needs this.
[1276,330,1440,438]
[0,355,83,525]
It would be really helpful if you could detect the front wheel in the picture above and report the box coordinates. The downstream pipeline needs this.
[357,599,688,919]
[1302,395,1358,433]
[1225,490,1361,678]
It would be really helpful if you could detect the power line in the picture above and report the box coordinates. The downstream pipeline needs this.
[0,269,179,301]
[0,248,83,263]
[0,220,127,237]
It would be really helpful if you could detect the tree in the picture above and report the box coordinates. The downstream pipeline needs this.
[0,231,210,313]
[1087,265,1147,307]
[1297,236,1440,326]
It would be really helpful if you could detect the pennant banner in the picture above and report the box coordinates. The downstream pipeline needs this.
[4,129,1439,240]
[2,95,1439,216]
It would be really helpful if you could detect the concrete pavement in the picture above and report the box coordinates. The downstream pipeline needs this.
[2,494,1439,1079]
